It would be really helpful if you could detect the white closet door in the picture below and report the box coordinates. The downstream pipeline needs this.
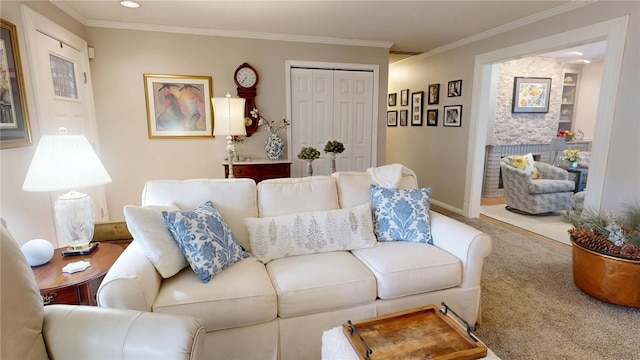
[290,67,374,177]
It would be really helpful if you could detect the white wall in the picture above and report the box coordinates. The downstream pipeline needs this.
[574,61,603,140]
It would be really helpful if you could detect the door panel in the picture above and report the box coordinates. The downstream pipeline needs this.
[290,67,374,177]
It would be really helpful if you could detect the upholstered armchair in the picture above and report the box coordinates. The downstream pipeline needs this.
[500,158,575,214]
[1,223,206,360]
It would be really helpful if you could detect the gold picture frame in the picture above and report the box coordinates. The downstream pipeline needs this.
[143,74,213,138]
[1,19,32,149]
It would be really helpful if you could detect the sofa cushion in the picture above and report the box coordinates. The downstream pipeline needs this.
[257,176,339,217]
[506,153,540,179]
[153,258,277,331]
[370,185,434,244]
[123,204,189,278]
[245,203,377,263]
[141,179,257,252]
[332,171,418,209]
[163,201,249,283]
[266,251,376,318]
[528,179,575,194]
[352,242,462,299]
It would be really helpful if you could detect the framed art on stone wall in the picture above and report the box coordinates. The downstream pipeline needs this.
[1,19,32,149]
[512,77,551,113]
[144,73,213,138]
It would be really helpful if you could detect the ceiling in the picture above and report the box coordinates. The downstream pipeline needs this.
[50,0,595,62]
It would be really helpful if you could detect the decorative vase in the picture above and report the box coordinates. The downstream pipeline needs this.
[264,134,285,160]
[571,161,578,168]
[327,152,336,174]
[305,159,314,176]
[571,237,640,308]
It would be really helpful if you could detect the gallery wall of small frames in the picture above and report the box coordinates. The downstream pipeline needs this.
[387,80,463,128]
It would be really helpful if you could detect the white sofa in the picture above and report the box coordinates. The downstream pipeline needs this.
[97,170,492,359]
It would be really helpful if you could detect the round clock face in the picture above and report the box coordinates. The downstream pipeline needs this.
[236,67,257,88]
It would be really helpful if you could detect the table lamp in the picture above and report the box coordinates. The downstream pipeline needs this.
[22,128,112,253]
[212,93,246,178]
[549,137,567,166]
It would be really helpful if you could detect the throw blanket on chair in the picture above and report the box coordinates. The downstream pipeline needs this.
[366,163,417,188]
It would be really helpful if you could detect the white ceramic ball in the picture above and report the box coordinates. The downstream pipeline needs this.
[21,239,55,267]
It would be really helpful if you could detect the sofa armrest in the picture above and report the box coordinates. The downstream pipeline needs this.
[43,305,206,360]
[429,211,492,289]
[97,241,162,311]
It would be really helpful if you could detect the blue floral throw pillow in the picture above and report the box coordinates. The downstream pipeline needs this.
[370,185,434,244]
[162,201,249,283]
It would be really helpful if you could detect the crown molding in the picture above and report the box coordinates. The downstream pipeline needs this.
[393,1,595,65]
[83,19,393,49]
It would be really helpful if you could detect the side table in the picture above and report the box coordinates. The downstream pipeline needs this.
[562,166,589,192]
[32,242,123,305]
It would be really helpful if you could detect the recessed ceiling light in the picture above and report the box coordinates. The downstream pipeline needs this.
[120,0,140,8]
[583,59,591,64]
[573,51,584,56]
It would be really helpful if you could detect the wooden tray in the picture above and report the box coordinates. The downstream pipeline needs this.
[342,305,487,360]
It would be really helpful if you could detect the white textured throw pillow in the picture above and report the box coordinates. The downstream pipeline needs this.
[123,204,189,278]
[245,203,377,263]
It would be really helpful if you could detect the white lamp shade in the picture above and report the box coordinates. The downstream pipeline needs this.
[212,95,247,136]
[22,134,112,192]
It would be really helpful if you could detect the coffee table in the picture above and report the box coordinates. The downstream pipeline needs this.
[321,305,500,360]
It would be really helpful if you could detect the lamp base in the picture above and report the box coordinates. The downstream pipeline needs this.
[61,242,99,257]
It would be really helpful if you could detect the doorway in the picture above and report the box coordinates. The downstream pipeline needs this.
[465,16,629,222]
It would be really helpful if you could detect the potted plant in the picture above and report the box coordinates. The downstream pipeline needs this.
[323,140,345,174]
[297,147,320,176]
[564,202,640,308]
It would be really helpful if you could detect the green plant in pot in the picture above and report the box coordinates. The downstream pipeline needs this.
[324,140,345,174]
[564,201,640,308]
[297,147,320,176]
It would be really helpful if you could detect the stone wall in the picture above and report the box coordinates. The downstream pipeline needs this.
[493,57,563,145]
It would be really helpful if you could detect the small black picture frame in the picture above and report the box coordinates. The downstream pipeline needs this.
[426,109,438,126]
[387,110,398,126]
[411,91,423,126]
[447,80,462,97]
[427,84,440,105]
[388,93,397,107]
[400,89,409,106]
[399,110,408,126]
[443,105,462,127]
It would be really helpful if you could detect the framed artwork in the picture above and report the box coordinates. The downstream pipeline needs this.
[400,89,409,106]
[388,93,397,107]
[387,110,398,126]
[1,19,32,149]
[443,105,462,127]
[144,74,213,138]
[411,91,423,126]
[427,83,440,105]
[426,109,438,126]
[512,77,552,113]
[399,109,408,126]
[447,79,462,97]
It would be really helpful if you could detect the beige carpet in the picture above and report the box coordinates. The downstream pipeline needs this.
[480,204,573,245]
[441,211,640,360]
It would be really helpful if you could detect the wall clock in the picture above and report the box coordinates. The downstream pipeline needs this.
[234,63,259,136]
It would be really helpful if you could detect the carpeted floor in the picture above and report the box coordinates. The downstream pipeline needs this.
[441,211,640,360]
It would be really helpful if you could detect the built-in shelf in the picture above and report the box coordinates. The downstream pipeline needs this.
[559,72,579,132]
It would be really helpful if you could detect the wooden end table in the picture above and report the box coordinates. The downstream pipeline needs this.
[32,242,123,306]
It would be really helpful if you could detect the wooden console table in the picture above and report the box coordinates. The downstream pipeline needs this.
[223,160,292,183]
